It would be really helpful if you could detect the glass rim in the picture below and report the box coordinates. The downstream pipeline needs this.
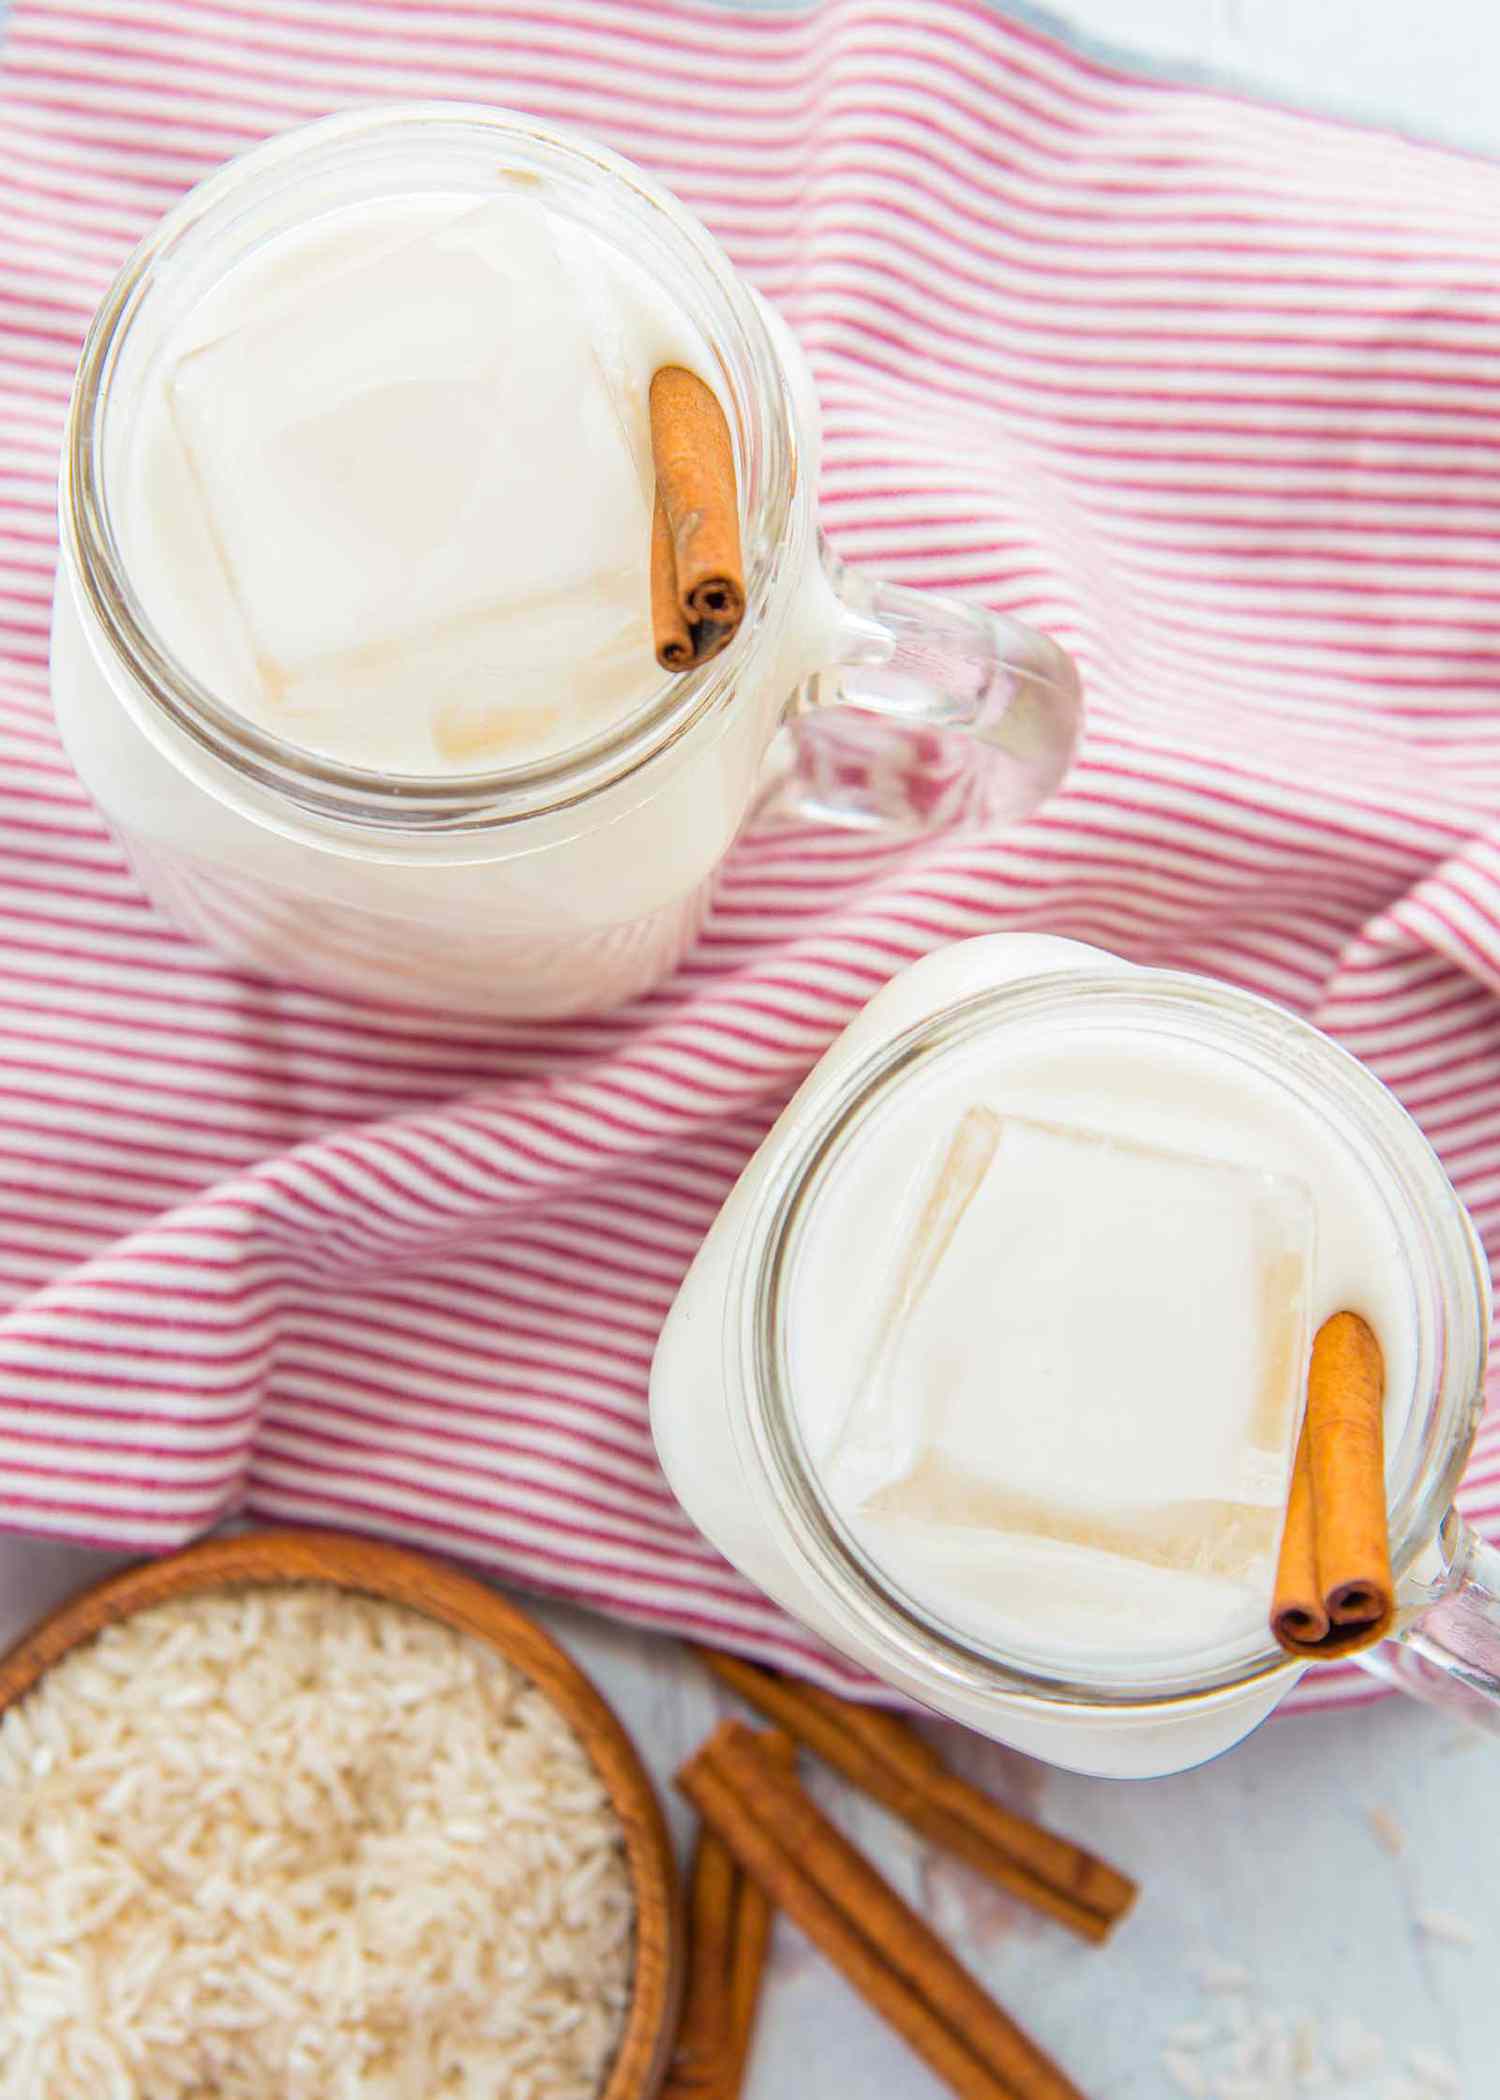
[731,964,1492,1712]
[61,102,804,834]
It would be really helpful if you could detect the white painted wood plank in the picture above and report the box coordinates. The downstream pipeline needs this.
[1021,0,1500,158]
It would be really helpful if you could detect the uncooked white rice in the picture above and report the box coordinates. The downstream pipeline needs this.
[0,1584,634,2100]
[1165,1951,1467,2100]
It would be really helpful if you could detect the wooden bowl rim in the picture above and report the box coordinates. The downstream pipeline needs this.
[0,1527,681,2100]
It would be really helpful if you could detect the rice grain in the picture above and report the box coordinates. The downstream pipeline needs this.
[0,1585,634,2100]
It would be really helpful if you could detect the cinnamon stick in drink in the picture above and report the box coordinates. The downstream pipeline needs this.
[1314,1314,1394,1635]
[1271,1311,1393,1658]
[680,1721,1089,2100]
[1268,1420,1328,1651]
[650,491,695,671]
[697,1648,1134,1941]
[649,365,745,671]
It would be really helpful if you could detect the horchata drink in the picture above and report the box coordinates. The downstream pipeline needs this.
[54,107,1082,1018]
[133,194,705,776]
[650,935,1494,1776]
[787,994,1405,1672]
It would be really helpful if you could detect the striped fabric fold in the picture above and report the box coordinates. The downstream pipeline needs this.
[3,0,1499,1711]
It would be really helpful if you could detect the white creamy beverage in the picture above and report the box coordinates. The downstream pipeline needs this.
[54,110,1085,1019]
[651,935,1488,1776]
[786,1022,1415,1677]
[125,192,715,775]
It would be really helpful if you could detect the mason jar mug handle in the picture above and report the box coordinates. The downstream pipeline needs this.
[761,539,1084,834]
[1358,1510,1500,1734]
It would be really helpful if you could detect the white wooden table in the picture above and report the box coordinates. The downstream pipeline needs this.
[1019,0,1500,161]
[1,1530,1493,2097]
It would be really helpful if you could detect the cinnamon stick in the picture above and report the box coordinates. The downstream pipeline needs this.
[661,1817,738,2100]
[697,1648,1134,1941]
[650,490,694,671]
[649,365,744,671]
[1271,1312,1393,1659]
[679,1721,1088,2100]
[724,1732,793,2096]
[664,1730,794,2100]
[1268,1419,1327,1651]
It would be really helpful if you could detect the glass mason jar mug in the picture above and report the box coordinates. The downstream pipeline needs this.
[52,106,1082,1020]
[650,936,1497,1778]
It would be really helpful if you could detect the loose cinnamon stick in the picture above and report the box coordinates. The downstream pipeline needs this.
[834,1695,947,1785]
[697,1648,1134,1941]
[680,1721,1088,2100]
[649,365,745,671]
[663,1730,794,2100]
[724,1732,793,2096]
[661,1818,738,2100]
[1271,1312,1393,1659]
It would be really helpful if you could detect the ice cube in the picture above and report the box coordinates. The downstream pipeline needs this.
[169,197,649,720]
[862,1471,1283,1580]
[831,1111,1313,1575]
[267,564,654,774]
[828,1106,1001,1506]
[553,219,656,503]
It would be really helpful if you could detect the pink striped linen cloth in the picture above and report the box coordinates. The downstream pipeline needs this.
[3,0,1500,1715]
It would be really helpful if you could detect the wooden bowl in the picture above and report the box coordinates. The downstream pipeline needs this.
[0,1528,683,2100]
